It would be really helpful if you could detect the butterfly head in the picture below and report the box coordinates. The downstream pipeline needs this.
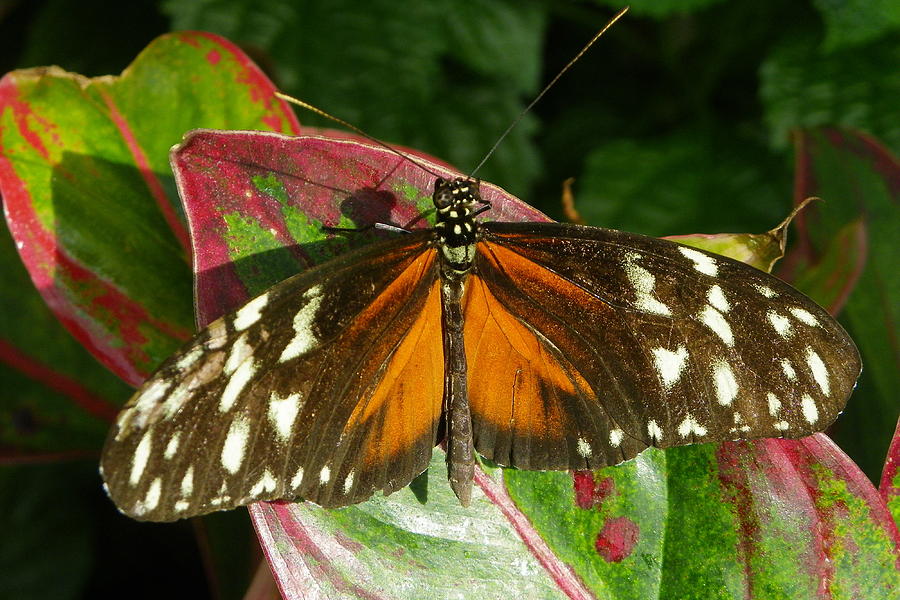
[433,177,483,272]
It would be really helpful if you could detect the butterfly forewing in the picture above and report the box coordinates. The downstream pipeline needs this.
[101,232,443,521]
[468,222,860,469]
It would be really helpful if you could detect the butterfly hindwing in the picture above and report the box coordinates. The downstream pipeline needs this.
[467,221,861,470]
[101,232,443,520]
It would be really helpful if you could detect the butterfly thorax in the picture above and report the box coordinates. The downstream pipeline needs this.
[433,177,480,277]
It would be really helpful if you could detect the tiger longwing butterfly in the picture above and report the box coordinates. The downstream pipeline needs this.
[99,152,861,521]
[99,13,860,521]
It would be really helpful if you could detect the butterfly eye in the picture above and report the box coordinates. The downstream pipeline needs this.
[433,177,454,209]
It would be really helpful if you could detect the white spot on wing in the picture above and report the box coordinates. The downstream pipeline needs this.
[678,246,718,276]
[767,311,793,338]
[133,379,171,415]
[130,433,153,485]
[280,286,324,362]
[577,437,592,458]
[224,332,252,375]
[176,347,204,371]
[790,307,820,327]
[707,285,730,312]
[753,283,777,298]
[268,392,302,443]
[221,416,250,475]
[319,466,331,485]
[174,500,190,512]
[699,305,734,346]
[249,470,277,496]
[343,470,355,493]
[143,478,162,512]
[781,359,797,380]
[206,319,228,349]
[181,466,194,496]
[766,392,782,417]
[652,345,689,391]
[164,432,180,460]
[774,421,789,432]
[801,394,819,424]
[622,253,671,316]
[219,359,257,413]
[647,420,663,442]
[609,428,624,447]
[806,348,830,395]
[677,414,708,438]
[712,359,738,406]
[233,292,270,331]
[291,466,305,489]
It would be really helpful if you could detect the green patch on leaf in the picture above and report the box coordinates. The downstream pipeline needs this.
[222,212,298,297]
[252,173,289,204]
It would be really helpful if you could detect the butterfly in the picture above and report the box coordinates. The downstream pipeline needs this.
[99,137,862,521]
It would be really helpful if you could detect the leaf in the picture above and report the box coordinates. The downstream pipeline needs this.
[882,415,900,531]
[575,131,789,238]
[760,34,900,152]
[0,31,300,387]
[0,203,128,455]
[172,132,899,598]
[671,198,817,272]
[590,0,726,18]
[172,130,549,327]
[791,127,900,482]
[811,0,900,51]
[163,0,544,195]
[0,464,93,600]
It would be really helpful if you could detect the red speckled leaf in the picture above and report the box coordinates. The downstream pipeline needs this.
[173,131,899,598]
[0,32,300,387]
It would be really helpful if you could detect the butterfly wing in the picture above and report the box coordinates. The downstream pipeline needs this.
[101,232,443,520]
[467,221,861,471]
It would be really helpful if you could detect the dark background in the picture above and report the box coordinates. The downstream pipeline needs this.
[1,0,897,598]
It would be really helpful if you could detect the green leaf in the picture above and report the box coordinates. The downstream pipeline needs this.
[575,130,788,237]
[761,34,900,152]
[0,464,92,600]
[590,0,726,18]
[812,0,900,50]
[163,0,544,195]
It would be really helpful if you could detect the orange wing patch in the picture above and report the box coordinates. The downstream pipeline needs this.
[466,241,644,471]
[341,255,444,470]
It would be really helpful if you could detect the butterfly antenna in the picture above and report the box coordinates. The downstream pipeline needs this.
[274,92,442,178]
[468,6,629,178]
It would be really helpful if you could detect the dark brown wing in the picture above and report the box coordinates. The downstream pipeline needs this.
[101,232,444,520]
[466,221,860,471]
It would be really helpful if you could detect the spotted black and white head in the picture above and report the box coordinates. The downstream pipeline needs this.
[432,177,486,274]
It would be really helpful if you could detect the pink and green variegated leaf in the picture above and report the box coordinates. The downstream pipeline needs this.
[0,32,300,387]
[171,132,898,598]
[171,131,548,327]
[882,416,900,529]
[0,216,128,455]
[790,127,898,483]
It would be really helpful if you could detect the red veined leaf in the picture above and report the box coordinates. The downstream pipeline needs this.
[882,415,900,529]
[790,127,899,485]
[0,199,128,455]
[0,32,300,387]
[171,131,899,597]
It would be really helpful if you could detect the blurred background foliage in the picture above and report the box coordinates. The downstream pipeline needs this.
[0,0,897,598]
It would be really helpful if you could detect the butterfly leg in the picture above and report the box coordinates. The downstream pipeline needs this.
[441,275,474,506]
[323,222,412,235]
